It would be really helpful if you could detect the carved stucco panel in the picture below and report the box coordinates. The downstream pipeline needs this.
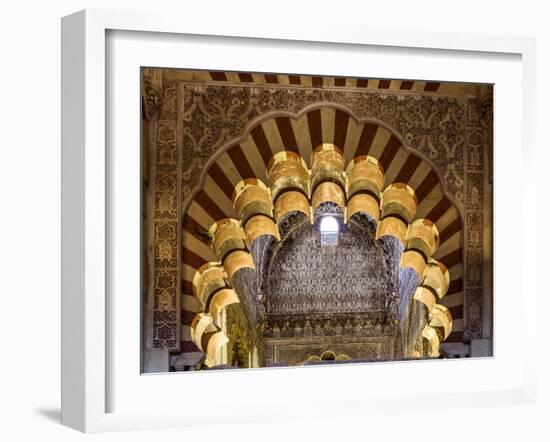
[148,78,182,349]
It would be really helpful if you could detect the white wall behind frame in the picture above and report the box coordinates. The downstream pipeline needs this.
[0,0,547,441]
[108,28,524,416]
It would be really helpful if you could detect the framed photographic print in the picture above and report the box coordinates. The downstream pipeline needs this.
[61,9,537,433]
[140,66,491,373]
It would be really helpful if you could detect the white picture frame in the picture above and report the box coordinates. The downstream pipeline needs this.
[61,9,538,433]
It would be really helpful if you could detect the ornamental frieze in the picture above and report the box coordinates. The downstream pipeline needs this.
[263,315,398,339]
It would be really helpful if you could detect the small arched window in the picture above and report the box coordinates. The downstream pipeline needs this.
[320,350,336,361]
[319,216,339,245]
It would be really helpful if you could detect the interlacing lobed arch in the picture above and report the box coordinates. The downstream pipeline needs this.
[178,106,465,365]
[189,143,454,367]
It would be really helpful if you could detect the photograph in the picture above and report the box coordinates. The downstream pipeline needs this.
[1,0,544,438]
[140,68,494,372]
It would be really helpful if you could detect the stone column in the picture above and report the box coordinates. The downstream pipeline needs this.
[141,69,182,372]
